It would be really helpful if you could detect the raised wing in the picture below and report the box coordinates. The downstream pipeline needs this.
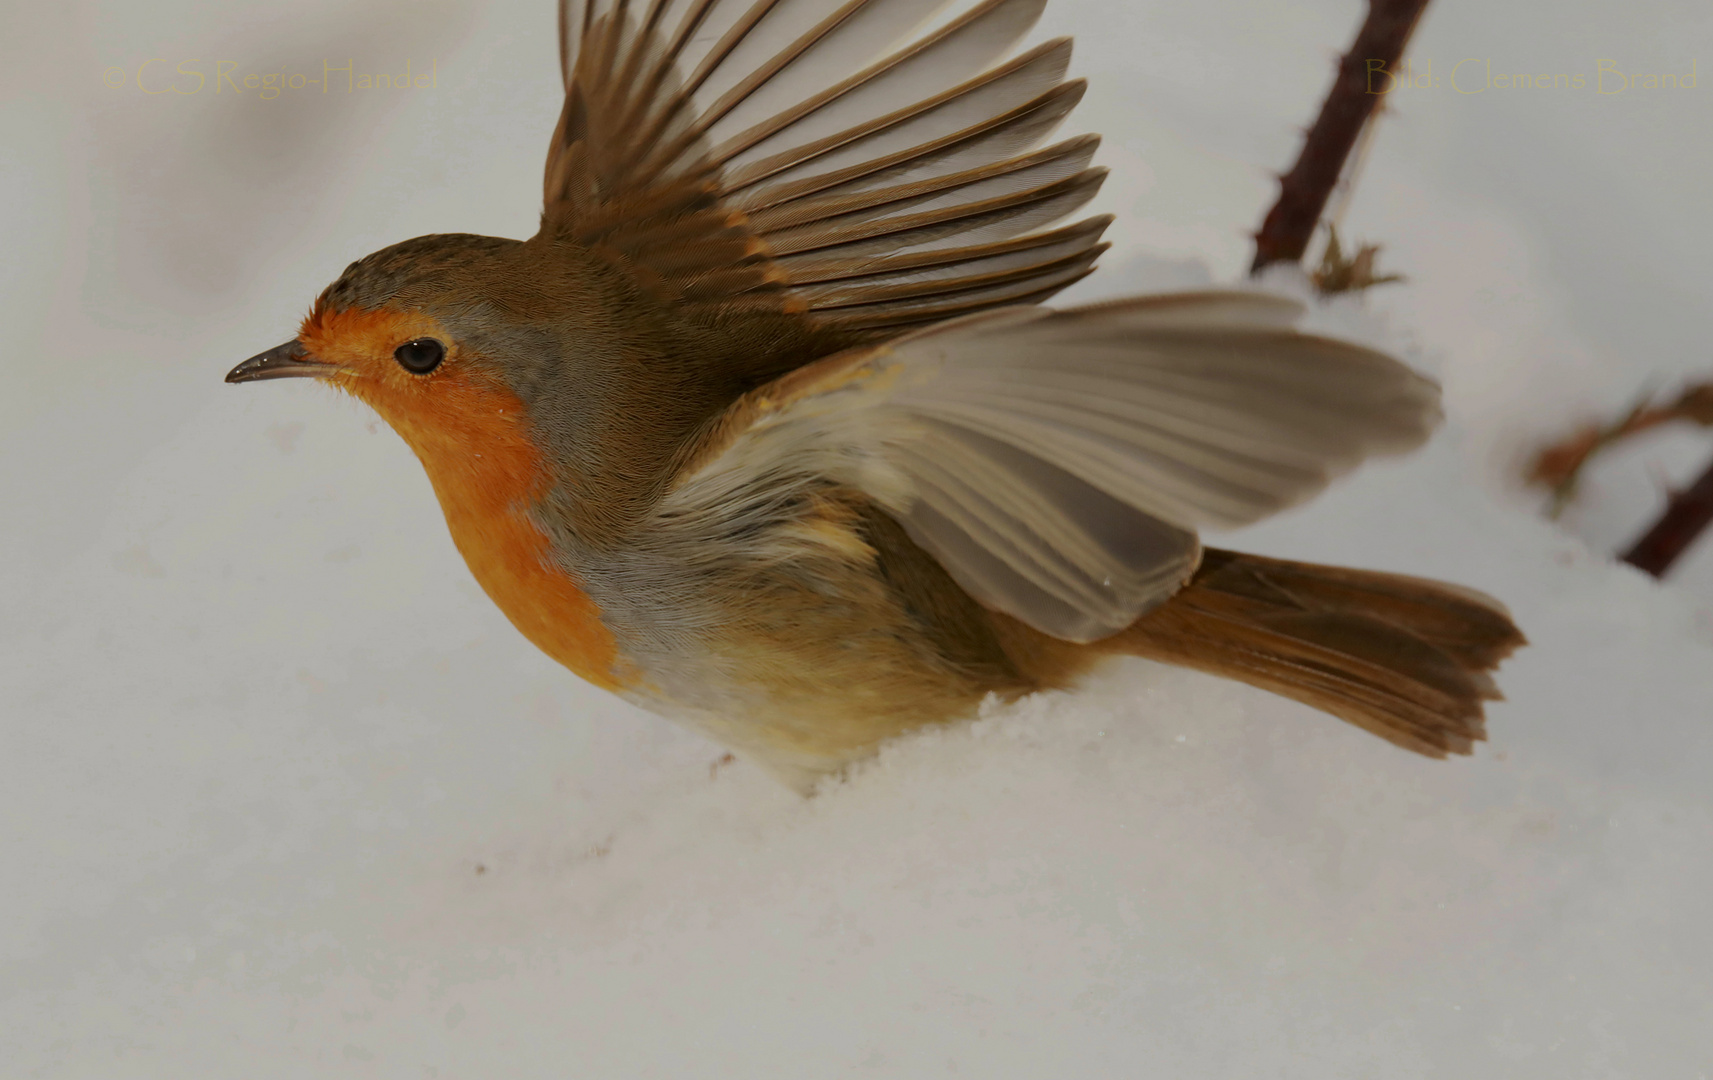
[542,0,1109,332]
[680,292,1442,642]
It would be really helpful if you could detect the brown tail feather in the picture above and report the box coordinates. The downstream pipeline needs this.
[1112,549,1527,756]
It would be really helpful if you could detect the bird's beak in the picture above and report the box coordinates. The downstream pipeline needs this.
[225,340,345,384]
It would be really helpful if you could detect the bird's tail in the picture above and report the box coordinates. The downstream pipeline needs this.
[1109,548,1526,755]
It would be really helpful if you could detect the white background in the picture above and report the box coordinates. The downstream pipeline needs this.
[3,0,1710,1075]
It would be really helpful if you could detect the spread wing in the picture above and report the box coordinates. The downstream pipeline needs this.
[540,0,1109,332]
[678,292,1442,642]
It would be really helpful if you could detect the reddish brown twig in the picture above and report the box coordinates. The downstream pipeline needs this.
[1310,225,1405,295]
[1529,383,1713,517]
[1622,456,1713,577]
[1251,0,1432,274]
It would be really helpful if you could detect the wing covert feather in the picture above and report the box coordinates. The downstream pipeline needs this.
[675,291,1441,642]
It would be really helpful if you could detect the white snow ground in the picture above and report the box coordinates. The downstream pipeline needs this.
[3,0,1711,1075]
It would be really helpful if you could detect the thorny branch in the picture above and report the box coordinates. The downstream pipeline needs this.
[1249,0,1713,577]
[1622,460,1713,577]
[1529,383,1713,577]
[1529,384,1713,517]
[1251,0,1432,274]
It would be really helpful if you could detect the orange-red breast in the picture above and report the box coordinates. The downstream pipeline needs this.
[227,0,1523,792]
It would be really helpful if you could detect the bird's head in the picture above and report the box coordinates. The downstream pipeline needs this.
[228,230,815,541]
[226,234,567,472]
[225,232,648,685]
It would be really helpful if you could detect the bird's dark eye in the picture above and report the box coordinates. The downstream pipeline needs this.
[394,338,446,374]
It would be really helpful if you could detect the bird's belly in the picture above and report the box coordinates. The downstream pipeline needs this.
[561,487,1040,791]
[604,575,1008,793]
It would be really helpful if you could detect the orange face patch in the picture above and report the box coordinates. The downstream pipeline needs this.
[297,305,625,692]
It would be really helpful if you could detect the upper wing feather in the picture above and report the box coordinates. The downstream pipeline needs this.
[544,4,1442,643]
[677,291,1442,642]
[542,0,1108,332]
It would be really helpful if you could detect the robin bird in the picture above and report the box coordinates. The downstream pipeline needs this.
[228,0,1523,792]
